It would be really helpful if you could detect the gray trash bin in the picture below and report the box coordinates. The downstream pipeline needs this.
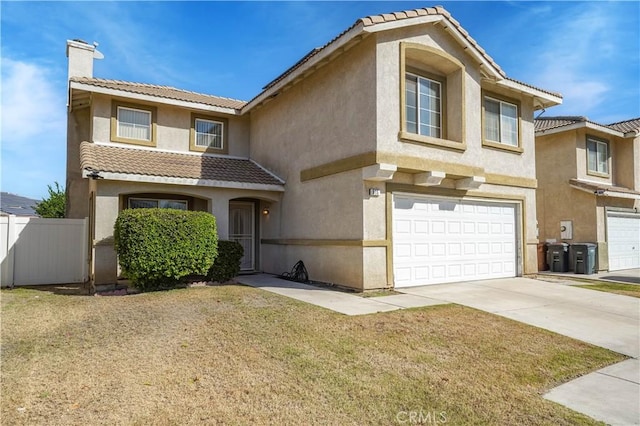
[572,243,597,275]
[547,243,569,272]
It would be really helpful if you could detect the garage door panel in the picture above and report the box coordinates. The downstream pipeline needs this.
[607,212,640,271]
[393,195,518,287]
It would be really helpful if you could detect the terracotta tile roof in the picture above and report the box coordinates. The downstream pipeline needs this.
[536,116,640,135]
[71,77,247,110]
[607,118,640,134]
[534,116,587,132]
[79,142,283,186]
[258,6,558,106]
[504,77,562,99]
[569,179,640,196]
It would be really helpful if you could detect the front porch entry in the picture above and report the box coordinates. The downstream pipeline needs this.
[229,201,255,271]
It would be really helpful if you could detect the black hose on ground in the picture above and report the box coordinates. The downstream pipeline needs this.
[280,260,309,283]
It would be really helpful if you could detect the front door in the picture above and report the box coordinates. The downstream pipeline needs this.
[229,202,255,271]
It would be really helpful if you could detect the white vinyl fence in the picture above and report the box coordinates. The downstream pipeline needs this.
[1,216,88,286]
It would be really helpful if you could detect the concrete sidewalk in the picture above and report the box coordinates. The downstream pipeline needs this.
[236,274,447,316]
[545,358,639,426]
[238,274,639,425]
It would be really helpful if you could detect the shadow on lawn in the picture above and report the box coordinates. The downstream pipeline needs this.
[4,282,92,296]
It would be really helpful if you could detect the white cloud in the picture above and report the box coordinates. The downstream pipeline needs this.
[525,3,623,117]
[1,58,66,147]
[1,58,67,198]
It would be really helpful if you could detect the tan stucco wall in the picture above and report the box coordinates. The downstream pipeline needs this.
[66,107,91,219]
[249,36,378,178]
[614,135,640,191]
[259,169,368,289]
[90,94,250,156]
[250,38,378,289]
[536,131,580,242]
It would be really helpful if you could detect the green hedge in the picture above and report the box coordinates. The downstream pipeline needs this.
[114,208,218,291]
[207,240,244,283]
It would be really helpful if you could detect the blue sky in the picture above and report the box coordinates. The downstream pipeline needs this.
[1,1,639,200]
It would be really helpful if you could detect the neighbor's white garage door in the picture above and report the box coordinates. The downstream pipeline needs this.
[393,195,517,287]
[607,211,640,271]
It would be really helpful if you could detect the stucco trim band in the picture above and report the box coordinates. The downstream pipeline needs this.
[300,151,537,189]
[261,239,389,247]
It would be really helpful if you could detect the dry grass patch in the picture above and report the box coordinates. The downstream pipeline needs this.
[1,285,622,425]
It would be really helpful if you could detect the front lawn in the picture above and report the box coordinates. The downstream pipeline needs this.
[1,285,622,425]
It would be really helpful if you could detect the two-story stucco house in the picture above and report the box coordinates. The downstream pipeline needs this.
[535,117,640,271]
[67,6,562,291]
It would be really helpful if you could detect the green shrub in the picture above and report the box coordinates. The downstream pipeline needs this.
[207,240,244,283]
[114,209,218,291]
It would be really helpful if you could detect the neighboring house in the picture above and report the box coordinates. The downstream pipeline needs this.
[535,117,640,272]
[0,192,39,217]
[67,6,561,291]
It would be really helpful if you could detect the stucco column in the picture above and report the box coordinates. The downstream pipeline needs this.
[210,197,229,240]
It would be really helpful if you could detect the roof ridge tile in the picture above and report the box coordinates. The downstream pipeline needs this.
[71,77,247,109]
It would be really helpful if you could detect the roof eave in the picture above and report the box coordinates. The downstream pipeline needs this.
[69,81,241,116]
[536,121,626,138]
[81,169,285,192]
[496,79,562,110]
[570,182,640,200]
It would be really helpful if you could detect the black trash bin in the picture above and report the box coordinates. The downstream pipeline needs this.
[547,243,569,272]
[571,243,597,275]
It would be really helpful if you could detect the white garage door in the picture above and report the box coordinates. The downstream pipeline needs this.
[607,211,640,271]
[393,195,518,287]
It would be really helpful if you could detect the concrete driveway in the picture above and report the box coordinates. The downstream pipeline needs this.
[400,277,640,425]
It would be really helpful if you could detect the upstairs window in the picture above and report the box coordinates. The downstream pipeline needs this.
[484,96,518,146]
[190,114,228,153]
[405,73,442,139]
[111,101,156,146]
[587,136,609,175]
[117,107,152,141]
[195,118,223,149]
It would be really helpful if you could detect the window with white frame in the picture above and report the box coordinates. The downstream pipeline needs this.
[405,73,442,138]
[128,198,188,210]
[587,137,609,174]
[195,118,223,149]
[117,106,152,141]
[484,97,518,146]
